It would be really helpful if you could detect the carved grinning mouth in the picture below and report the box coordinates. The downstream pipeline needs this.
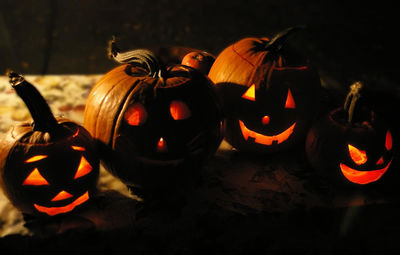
[340,160,392,185]
[239,120,296,145]
[34,191,89,216]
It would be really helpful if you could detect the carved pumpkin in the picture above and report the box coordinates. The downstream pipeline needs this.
[0,72,99,216]
[208,27,321,153]
[305,82,394,185]
[84,44,221,191]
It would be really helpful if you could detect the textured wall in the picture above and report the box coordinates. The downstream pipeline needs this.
[0,0,397,87]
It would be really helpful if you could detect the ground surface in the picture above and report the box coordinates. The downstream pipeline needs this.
[0,1,400,254]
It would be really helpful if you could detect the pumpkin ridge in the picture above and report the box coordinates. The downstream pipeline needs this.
[84,71,133,144]
[93,75,137,145]
[231,41,274,90]
[264,61,276,90]
[111,78,154,147]
[231,43,255,68]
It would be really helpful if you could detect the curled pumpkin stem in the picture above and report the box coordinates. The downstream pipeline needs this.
[7,70,24,86]
[107,36,120,60]
[344,81,363,123]
[265,26,305,52]
[8,71,61,135]
[107,37,164,78]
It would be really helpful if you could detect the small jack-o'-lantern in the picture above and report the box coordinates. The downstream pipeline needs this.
[84,43,221,190]
[306,82,394,185]
[208,27,321,153]
[0,72,99,216]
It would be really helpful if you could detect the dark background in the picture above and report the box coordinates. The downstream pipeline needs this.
[0,0,399,90]
[1,1,400,254]
[1,0,399,142]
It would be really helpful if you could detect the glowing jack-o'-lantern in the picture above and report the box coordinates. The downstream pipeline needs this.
[84,45,221,190]
[306,82,394,185]
[238,85,297,146]
[0,72,99,216]
[208,27,321,153]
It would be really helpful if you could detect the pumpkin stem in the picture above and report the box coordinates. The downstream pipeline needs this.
[107,35,120,60]
[107,37,165,78]
[343,81,363,123]
[8,71,60,134]
[265,26,304,52]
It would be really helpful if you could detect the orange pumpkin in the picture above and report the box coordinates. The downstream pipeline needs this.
[306,82,394,185]
[209,27,321,153]
[0,72,99,216]
[84,46,221,191]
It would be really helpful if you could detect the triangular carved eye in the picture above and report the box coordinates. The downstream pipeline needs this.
[124,103,148,126]
[71,146,86,151]
[348,144,367,165]
[376,156,384,165]
[385,130,392,151]
[242,84,256,101]
[170,101,191,120]
[284,89,296,109]
[73,156,92,179]
[24,155,48,163]
[23,168,49,186]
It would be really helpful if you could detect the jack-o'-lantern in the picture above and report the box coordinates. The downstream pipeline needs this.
[305,82,394,185]
[84,43,221,191]
[208,27,321,153]
[0,72,99,216]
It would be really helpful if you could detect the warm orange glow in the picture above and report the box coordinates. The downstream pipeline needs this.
[386,130,393,151]
[73,156,92,179]
[23,168,49,186]
[51,190,73,202]
[340,160,392,185]
[34,191,89,216]
[124,103,147,126]
[348,144,367,165]
[376,156,384,165]
[242,84,256,101]
[277,56,283,67]
[156,137,168,152]
[262,115,270,125]
[71,146,86,151]
[72,128,80,138]
[24,155,48,163]
[284,89,296,109]
[170,101,191,120]
[239,120,296,145]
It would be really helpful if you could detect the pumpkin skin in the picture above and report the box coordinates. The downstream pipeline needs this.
[208,28,321,153]
[0,73,99,216]
[0,120,99,216]
[305,83,394,185]
[84,50,221,190]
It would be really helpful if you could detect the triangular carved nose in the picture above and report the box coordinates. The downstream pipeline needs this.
[376,156,384,165]
[156,137,168,152]
[51,190,73,202]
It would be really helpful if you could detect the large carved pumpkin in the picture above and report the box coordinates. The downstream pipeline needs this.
[84,45,221,191]
[306,82,394,185]
[208,27,321,153]
[0,72,99,216]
